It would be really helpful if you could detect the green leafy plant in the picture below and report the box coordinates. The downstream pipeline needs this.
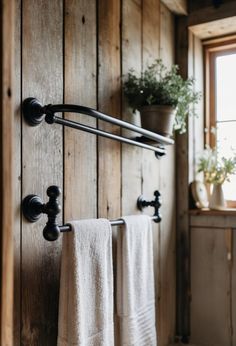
[123,59,201,133]
[197,146,236,184]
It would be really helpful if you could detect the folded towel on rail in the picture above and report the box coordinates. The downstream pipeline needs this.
[116,215,157,346]
[57,219,114,346]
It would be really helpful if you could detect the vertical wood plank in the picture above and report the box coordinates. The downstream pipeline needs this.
[22,0,63,344]
[142,0,162,343]
[188,30,195,183]
[142,0,160,67]
[13,0,21,343]
[160,4,174,64]
[0,0,14,344]
[159,4,176,345]
[188,33,204,183]
[98,0,121,219]
[121,0,142,216]
[64,0,97,221]
[191,228,231,345]
[175,15,190,340]
[193,35,204,165]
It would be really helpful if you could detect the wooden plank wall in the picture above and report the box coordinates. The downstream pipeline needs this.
[159,4,176,344]
[175,15,190,341]
[0,0,14,344]
[13,1,176,345]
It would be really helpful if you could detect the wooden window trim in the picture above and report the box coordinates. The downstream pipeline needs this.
[205,42,236,146]
[204,39,236,207]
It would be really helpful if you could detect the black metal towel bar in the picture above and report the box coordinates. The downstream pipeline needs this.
[22,186,162,241]
[22,98,174,157]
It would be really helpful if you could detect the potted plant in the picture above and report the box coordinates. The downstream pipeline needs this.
[123,59,201,136]
[197,146,236,209]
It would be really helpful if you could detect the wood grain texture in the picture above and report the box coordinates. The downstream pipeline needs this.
[22,0,63,344]
[188,1,236,27]
[189,16,236,40]
[11,1,177,344]
[161,0,187,15]
[190,208,236,216]
[64,0,97,220]
[175,15,190,339]
[190,227,231,345]
[190,214,236,228]
[142,0,162,342]
[0,0,14,344]
[98,0,121,219]
[13,0,21,343]
[121,0,142,217]
[159,4,176,345]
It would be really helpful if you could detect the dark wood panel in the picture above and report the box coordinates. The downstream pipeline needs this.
[22,0,63,344]
[175,15,190,341]
[188,1,236,26]
[189,0,234,13]
[64,0,97,221]
[98,0,121,219]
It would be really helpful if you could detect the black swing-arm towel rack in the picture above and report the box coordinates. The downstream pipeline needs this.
[22,186,162,241]
[22,98,174,156]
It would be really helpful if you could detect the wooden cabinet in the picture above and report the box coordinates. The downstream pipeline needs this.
[190,211,236,346]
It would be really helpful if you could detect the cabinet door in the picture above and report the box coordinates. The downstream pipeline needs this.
[190,227,231,346]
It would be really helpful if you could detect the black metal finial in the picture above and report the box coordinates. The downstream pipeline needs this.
[22,97,45,126]
[155,150,165,159]
[137,190,162,223]
[22,185,62,241]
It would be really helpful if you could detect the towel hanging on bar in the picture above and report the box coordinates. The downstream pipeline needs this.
[60,215,159,231]
[22,186,162,241]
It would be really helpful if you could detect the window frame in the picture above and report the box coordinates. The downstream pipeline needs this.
[204,39,236,206]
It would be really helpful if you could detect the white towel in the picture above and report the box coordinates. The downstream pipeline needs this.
[57,219,114,346]
[117,215,157,346]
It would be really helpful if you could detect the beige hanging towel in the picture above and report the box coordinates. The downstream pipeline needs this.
[117,215,157,346]
[57,219,114,346]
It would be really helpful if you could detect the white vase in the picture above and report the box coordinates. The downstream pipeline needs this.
[209,183,226,210]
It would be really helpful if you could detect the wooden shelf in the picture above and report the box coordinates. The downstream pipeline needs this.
[189,208,236,216]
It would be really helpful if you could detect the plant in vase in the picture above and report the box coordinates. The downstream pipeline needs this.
[123,59,201,136]
[197,146,236,209]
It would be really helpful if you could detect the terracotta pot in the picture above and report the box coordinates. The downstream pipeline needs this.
[139,105,175,137]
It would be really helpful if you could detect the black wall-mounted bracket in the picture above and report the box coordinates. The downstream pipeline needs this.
[22,186,162,241]
[22,97,175,158]
[22,186,62,241]
[137,190,162,223]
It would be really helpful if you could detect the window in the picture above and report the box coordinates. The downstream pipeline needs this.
[205,39,236,203]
